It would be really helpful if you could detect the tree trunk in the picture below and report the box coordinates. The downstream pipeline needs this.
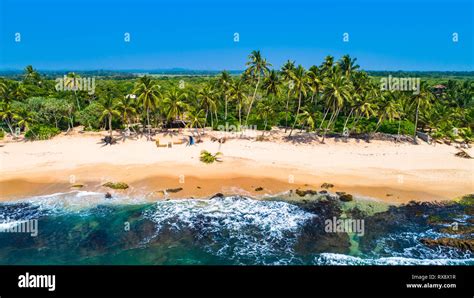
[342,108,354,134]
[397,118,401,142]
[319,107,330,131]
[5,119,15,136]
[322,105,340,143]
[414,98,420,143]
[146,108,151,140]
[245,76,260,125]
[224,95,228,120]
[109,115,113,138]
[284,92,290,132]
[238,106,241,125]
[262,118,267,136]
[289,89,302,137]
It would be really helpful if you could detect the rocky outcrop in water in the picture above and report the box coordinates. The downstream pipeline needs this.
[102,182,129,190]
[421,238,474,252]
[336,192,353,202]
[291,196,351,255]
[166,187,183,193]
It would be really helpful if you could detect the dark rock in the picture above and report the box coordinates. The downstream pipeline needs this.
[166,187,183,193]
[255,187,264,191]
[295,189,318,197]
[439,225,474,235]
[210,193,224,199]
[105,192,112,199]
[337,192,353,202]
[293,198,350,255]
[321,183,334,189]
[421,238,474,252]
[318,190,328,194]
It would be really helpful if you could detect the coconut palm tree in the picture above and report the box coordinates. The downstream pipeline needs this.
[299,109,315,132]
[229,78,247,125]
[338,55,359,78]
[116,95,137,133]
[23,65,40,85]
[99,95,121,138]
[164,88,188,121]
[320,55,335,78]
[244,50,271,125]
[307,65,324,108]
[0,102,17,136]
[198,85,217,127]
[289,65,308,136]
[280,60,296,131]
[321,71,352,142]
[412,83,434,142]
[256,99,274,136]
[262,70,281,98]
[13,108,34,133]
[65,72,82,110]
[217,71,232,120]
[186,108,206,137]
[134,76,161,139]
[375,92,400,132]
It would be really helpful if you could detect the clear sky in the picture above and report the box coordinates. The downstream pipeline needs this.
[0,0,472,71]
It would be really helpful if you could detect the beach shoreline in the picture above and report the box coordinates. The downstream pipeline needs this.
[1,129,473,204]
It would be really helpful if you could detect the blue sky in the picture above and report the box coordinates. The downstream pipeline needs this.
[0,0,472,71]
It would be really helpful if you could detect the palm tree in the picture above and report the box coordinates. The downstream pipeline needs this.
[164,88,188,121]
[321,71,352,142]
[198,85,217,127]
[13,108,34,133]
[338,55,359,78]
[229,78,247,125]
[116,94,137,133]
[299,109,315,132]
[9,82,26,102]
[289,65,308,136]
[280,60,295,131]
[24,65,40,85]
[99,95,121,138]
[320,55,335,78]
[257,99,274,136]
[217,71,232,120]
[262,70,281,97]
[412,83,434,142]
[0,102,17,136]
[134,76,161,139]
[244,50,271,125]
[0,80,6,96]
[307,65,324,108]
[375,92,399,132]
[186,108,206,137]
[65,72,82,109]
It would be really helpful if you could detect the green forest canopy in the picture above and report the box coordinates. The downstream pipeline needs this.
[0,52,472,143]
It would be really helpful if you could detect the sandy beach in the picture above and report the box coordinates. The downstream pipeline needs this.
[0,128,473,204]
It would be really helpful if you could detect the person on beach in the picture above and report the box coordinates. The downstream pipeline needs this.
[187,135,195,146]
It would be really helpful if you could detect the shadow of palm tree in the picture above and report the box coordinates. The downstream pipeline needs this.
[97,136,118,147]
[162,130,180,137]
[283,133,320,144]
